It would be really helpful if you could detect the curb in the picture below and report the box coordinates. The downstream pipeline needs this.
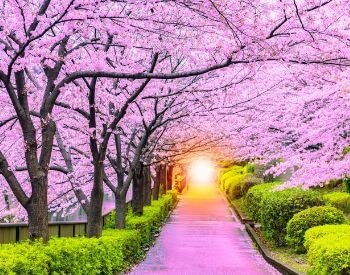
[245,224,303,275]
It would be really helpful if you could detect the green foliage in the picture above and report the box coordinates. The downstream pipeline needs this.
[0,192,178,274]
[225,174,246,199]
[307,234,350,275]
[126,215,152,246]
[0,230,141,275]
[220,165,244,190]
[102,229,142,264]
[323,192,350,214]
[286,206,347,253]
[259,188,325,246]
[127,194,176,246]
[304,224,350,251]
[166,190,178,207]
[0,242,49,274]
[244,182,279,222]
[344,178,350,193]
[244,163,255,174]
[103,210,116,229]
[240,174,264,196]
[220,164,264,200]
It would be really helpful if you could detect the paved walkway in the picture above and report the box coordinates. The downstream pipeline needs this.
[129,184,280,275]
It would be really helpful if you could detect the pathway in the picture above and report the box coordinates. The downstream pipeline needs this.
[129,184,280,275]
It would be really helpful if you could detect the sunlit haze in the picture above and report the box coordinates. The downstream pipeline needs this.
[189,158,216,185]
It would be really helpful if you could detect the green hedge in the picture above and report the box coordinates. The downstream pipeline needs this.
[304,224,350,251]
[259,188,325,246]
[220,164,264,200]
[244,182,279,222]
[240,175,264,196]
[0,229,140,275]
[307,232,350,274]
[323,192,350,214]
[0,192,178,274]
[286,206,347,253]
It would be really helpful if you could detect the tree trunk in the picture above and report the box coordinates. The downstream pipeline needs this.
[132,163,144,216]
[143,166,152,206]
[160,165,167,195]
[152,165,161,200]
[26,176,49,242]
[115,193,127,228]
[87,162,104,237]
[167,165,173,191]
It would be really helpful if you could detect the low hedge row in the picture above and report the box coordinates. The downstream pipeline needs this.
[244,182,279,222]
[221,165,350,274]
[0,230,140,274]
[0,191,178,274]
[305,225,350,274]
[259,188,325,246]
[323,192,350,214]
[286,206,347,253]
[221,165,263,200]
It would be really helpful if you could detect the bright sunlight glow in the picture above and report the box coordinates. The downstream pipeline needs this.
[189,158,216,185]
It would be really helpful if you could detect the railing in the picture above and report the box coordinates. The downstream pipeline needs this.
[0,200,133,244]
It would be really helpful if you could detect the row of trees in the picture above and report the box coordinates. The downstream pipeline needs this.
[0,0,349,240]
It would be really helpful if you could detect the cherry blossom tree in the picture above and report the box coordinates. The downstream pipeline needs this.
[0,0,349,241]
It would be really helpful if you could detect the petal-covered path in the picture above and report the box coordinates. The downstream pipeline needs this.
[129,184,280,275]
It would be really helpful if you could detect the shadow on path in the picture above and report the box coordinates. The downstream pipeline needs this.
[129,184,280,275]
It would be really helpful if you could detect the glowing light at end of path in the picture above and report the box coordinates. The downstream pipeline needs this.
[189,158,216,185]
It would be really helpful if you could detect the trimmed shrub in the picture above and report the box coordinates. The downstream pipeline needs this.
[240,175,264,196]
[225,174,246,199]
[323,192,350,214]
[126,216,152,246]
[286,206,347,253]
[102,229,141,264]
[259,188,325,246]
[166,190,178,207]
[0,242,49,274]
[244,163,255,174]
[307,234,350,275]
[0,229,141,275]
[244,182,279,222]
[304,224,350,251]
[0,192,177,274]
[220,166,244,190]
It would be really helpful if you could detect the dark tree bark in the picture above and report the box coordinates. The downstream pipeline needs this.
[87,162,104,237]
[152,165,161,200]
[115,193,127,228]
[143,165,152,206]
[132,163,144,216]
[166,165,174,191]
[160,164,167,195]
[26,176,49,241]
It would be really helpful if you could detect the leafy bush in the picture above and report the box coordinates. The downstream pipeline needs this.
[220,166,244,190]
[323,192,350,214]
[240,175,264,196]
[225,174,246,199]
[126,215,152,246]
[166,190,178,207]
[0,242,49,274]
[244,182,279,222]
[0,229,141,275]
[259,188,325,246]
[286,206,347,253]
[307,234,350,275]
[0,192,177,274]
[244,163,255,174]
[304,224,350,250]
